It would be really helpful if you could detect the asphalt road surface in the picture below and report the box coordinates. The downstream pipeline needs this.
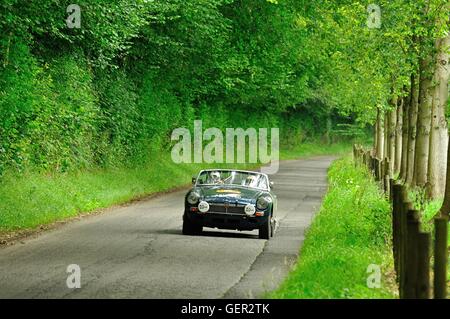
[0,156,334,298]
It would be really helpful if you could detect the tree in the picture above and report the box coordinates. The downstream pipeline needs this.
[395,97,403,175]
[427,28,450,198]
[440,133,450,217]
[413,56,433,187]
[406,72,420,185]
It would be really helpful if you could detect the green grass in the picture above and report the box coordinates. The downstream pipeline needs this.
[0,141,351,233]
[269,157,396,298]
[280,140,351,160]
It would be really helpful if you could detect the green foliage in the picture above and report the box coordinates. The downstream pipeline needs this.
[0,49,101,172]
[270,157,395,298]
[3,1,445,176]
[0,1,447,174]
[1,0,355,175]
[0,35,38,172]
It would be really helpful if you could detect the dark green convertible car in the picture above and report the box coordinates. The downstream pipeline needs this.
[182,169,277,239]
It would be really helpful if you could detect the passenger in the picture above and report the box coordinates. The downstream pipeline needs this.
[243,175,257,187]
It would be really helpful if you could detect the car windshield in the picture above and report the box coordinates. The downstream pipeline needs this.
[196,170,268,189]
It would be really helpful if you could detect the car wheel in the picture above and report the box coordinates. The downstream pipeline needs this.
[182,216,202,235]
[270,217,275,237]
[259,216,271,240]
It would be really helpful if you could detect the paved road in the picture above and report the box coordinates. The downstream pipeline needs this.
[0,156,334,298]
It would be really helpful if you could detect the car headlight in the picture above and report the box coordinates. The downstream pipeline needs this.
[198,201,210,213]
[187,191,200,205]
[256,196,272,210]
[244,204,256,216]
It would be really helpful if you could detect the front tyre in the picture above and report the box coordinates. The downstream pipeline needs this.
[270,217,275,237]
[182,215,202,235]
[259,216,271,240]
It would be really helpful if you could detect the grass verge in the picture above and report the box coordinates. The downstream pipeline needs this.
[269,157,396,298]
[0,141,350,233]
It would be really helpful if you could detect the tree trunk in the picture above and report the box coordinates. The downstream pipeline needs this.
[440,132,450,217]
[413,57,433,188]
[387,105,397,174]
[325,110,332,145]
[374,121,378,155]
[407,73,419,186]
[376,108,384,159]
[384,111,389,160]
[400,90,410,181]
[427,34,450,199]
[3,31,12,68]
[395,97,403,176]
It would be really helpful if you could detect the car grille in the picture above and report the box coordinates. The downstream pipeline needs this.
[209,204,245,215]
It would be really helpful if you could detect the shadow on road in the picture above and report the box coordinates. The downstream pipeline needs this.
[152,228,259,239]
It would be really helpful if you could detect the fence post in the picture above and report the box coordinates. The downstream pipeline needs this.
[433,216,448,299]
[389,178,394,202]
[416,232,431,299]
[375,158,381,181]
[396,185,411,298]
[404,210,419,299]
[383,158,390,195]
[371,156,376,178]
[392,183,402,277]
[384,175,390,198]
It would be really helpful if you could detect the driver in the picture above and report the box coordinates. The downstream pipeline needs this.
[210,171,223,184]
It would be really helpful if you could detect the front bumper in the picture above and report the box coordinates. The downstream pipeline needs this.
[184,210,267,231]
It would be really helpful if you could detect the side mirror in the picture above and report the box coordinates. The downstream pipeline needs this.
[270,181,274,189]
[192,177,197,185]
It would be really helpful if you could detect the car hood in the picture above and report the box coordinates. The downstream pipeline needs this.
[194,185,265,205]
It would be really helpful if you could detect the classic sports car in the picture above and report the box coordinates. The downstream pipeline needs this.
[182,169,277,239]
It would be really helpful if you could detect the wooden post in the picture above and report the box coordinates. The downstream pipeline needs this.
[404,210,419,299]
[392,183,402,276]
[389,178,394,202]
[416,232,431,299]
[384,175,390,198]
[400,198,413,298]
[376,158,382,181]
[433,216,448,299]
[372,157,377,178]
[373,157,377,179]
[383,158,390,195]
